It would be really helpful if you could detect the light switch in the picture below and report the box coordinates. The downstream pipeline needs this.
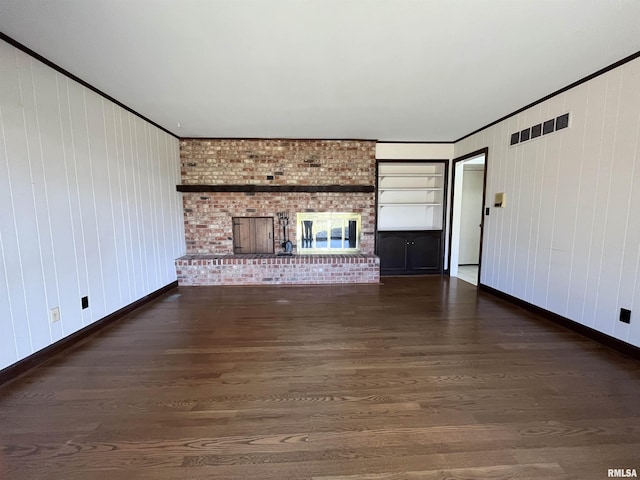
[494,192,506,208]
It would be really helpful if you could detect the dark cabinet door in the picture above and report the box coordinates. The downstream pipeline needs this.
[377,231,442,275]
[377,234,408,272]
[408,232,441,271]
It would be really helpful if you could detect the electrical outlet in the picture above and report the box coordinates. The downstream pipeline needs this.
[620,308,631,324]
[81,296,89,309]
[50,307,60,323]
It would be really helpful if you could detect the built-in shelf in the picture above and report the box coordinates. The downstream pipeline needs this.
[376,161,448,275]
[377,162,445,231]
[176,184,375,193]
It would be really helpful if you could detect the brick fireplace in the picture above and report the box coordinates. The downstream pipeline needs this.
[175,139,380,285]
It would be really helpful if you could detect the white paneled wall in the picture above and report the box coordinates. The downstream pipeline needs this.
[455,57,640,348]
[0,40,185,371]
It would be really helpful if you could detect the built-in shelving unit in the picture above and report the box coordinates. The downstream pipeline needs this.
[377,163,445,231]
[376,161,448,275]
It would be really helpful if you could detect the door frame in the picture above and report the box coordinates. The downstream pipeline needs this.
[447,147,489,285]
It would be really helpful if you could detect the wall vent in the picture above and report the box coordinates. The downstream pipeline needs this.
[510,113,570,146]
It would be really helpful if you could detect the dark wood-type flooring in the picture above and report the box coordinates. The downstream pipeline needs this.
[1,277,639,479]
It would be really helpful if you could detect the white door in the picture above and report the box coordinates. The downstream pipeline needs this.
[458,168,484,265]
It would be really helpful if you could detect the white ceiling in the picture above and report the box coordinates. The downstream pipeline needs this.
[1,0,640,141]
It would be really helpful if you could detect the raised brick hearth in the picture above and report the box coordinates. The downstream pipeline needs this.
[176,254,380,286]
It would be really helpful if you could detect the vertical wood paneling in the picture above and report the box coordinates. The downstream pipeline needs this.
[148,126,162,288]
[587,69,621,333]
[22,58,57,346]
[530,96,562,308]
[495,116,517,292]
[507,111,529,293]
[102,100,124,307]
[0,38,183,371]
[563,78,590,319]
[567,76,607,326]
[496,115,514,292]
[144,122,156,290]
[506,110,525,294]
[0,235,18,366]
[512,105,542,299]
[136,118,151,295]
[484,124,496,287]
[548,84,586,317]
[0,42,33,360]
[85,88,111,320]
[608,62,640,342]
[525,100,547,305]
[31,59,68,343]
[67,80,93,327]
[129,115,146,298]
[86,96,115,316]
[545,93,573,315]
[55,75,85,336]
[593,68,628,336]
[0,43,22,366]
[12,50,48,352]
[152,129,167,283]
[118,109,135,304]
[455,56,640,348]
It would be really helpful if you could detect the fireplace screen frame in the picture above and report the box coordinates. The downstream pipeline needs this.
[296,212,361,254]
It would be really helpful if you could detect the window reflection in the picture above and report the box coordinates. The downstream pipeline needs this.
[330,221,343,248]
[347,220,357,248]
[296,213,361,253]
[302,220,313,248]
[315,227,328,248]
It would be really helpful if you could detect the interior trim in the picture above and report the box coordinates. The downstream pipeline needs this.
[0,30,179,140]
[455,49,640,143]
[447,148,489,282]
[0,281,179,388]
[479,283,640,361]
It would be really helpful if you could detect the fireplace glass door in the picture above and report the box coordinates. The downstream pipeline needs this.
[297,213,361,253]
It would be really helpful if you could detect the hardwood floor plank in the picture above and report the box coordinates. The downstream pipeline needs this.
[1,277,639,479]
[311,463,567,480]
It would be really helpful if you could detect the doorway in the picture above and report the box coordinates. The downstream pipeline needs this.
[448,148,488,286]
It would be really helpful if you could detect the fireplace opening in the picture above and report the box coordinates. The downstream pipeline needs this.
[231,213,362,255]
[297,212,361,253]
